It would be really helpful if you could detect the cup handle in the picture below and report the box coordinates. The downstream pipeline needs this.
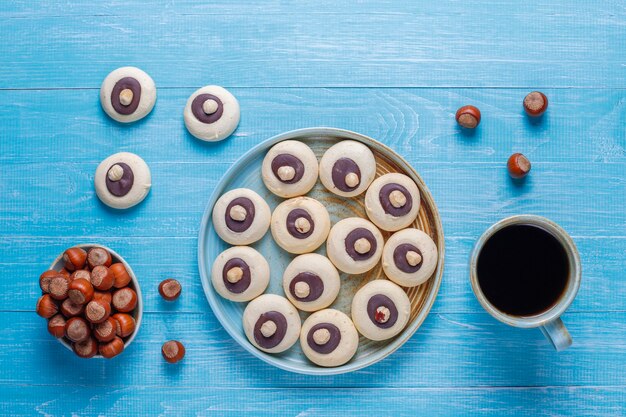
[540,318,572,351]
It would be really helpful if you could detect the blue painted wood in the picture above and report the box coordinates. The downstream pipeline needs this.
[1,0,625,415]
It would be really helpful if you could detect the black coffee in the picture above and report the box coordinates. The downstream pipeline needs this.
[476,224,569,316]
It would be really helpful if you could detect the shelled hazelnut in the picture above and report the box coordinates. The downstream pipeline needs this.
[162,340,185,364]
[158,279,182,301]
[36,246,139,359]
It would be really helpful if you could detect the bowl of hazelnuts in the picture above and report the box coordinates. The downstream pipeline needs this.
[35,244,142,359]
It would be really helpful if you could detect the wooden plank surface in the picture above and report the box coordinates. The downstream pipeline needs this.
[1,0,625,415]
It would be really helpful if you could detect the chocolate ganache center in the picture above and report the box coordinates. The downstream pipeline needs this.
[222,258,251,293]
[111,77,142,115]
[288,272,324,302]
[344,227,377,261]
[191,93,224,124]
[105,163,134,197]
[393,243,423,273]
[379,183,413,217]
[331,158,361,191]
[225,197,255,232]
[307,323,341,354]
[271,154,305,184]
[367,294,399,329]
[286,208,315,239]
[253,311,288,349]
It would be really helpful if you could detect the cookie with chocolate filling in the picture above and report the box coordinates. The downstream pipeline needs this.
[212,188,271,245]
[319,140,376,197]
[94,152,151,209]
[270,197,330,254]
[365,173,421,232]
[211,246,270,302]
[326,217,384,274]
[382,228,438,287]
[300,309,359,367]
[351,280,410,341]
[282,253,340,312]
[262,140,318,198]
[242,294,301,354]
[100,67,156,123]
[184,85,240,142]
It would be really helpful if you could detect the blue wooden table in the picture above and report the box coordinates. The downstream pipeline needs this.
[1,1,625,415]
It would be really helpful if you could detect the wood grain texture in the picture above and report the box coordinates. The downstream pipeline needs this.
[1,0,625,414]
[0,385,624,416]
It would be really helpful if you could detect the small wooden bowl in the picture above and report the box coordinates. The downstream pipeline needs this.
[47,244,143,358]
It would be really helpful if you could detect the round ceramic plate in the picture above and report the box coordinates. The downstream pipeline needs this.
[198,127,444,375]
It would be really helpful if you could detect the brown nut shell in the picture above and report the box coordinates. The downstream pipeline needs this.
[455,105,481,129]
[507,153,532,179]
[99,336,125,359]
[60,298,85,318]
[39,270,60,293]
[70,269,91,282]
[36,294,58,318]
[73,337,98,359]
[523,91,548,117]
[85,299,112,324]
[94,317,117,342]
[47,314,66,338]
[158,279,182,301]
[48,275,71,301]
[65,317,91,343]
[162,340,185,363]
[111,313,136,338]
[109,263,131,288]
[91,266,114,291]
[93,291,112,305]
[112,287,138,313]
[63,247,87,271]
[87,247,112,269]
[67,278,94,305]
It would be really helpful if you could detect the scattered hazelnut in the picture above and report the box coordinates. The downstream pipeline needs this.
[455,105,481,129]
[162,340,185,363]
[63,247,87,272]
[93,291,112,305]
[389,190,407,208]
[119,89,134,107]
[294,281,310,299]
[229,204,247,222]
[375,306,391,324]
[202,98,219,115]
[277,165,296,181]
[260,320,277,338]
[226,267,243,284]
[312,328,331,345]
[36,294,58,318]
[85,299,111,324]
[65,317,91,343]
[354,237,372,254]
[87,247,112,269]
[70,269,91,282]
[59,269,71,278]
[345,172,360,188]
[406,250,422,267]
[94,317,117,342]
[507,153,531,179]
[48,275,71,301]
[90,266,114,291]
[47,314,66,338]
[73,337,98,359]
[68,278,94,305]
[158,279,182,301]
[60,298,85,318]
[111,313,136,338]
[109,263,131,288]
[99,336,124,359]
[294,217,311,234]
[523,91,548,117]
[112,287,138,313]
